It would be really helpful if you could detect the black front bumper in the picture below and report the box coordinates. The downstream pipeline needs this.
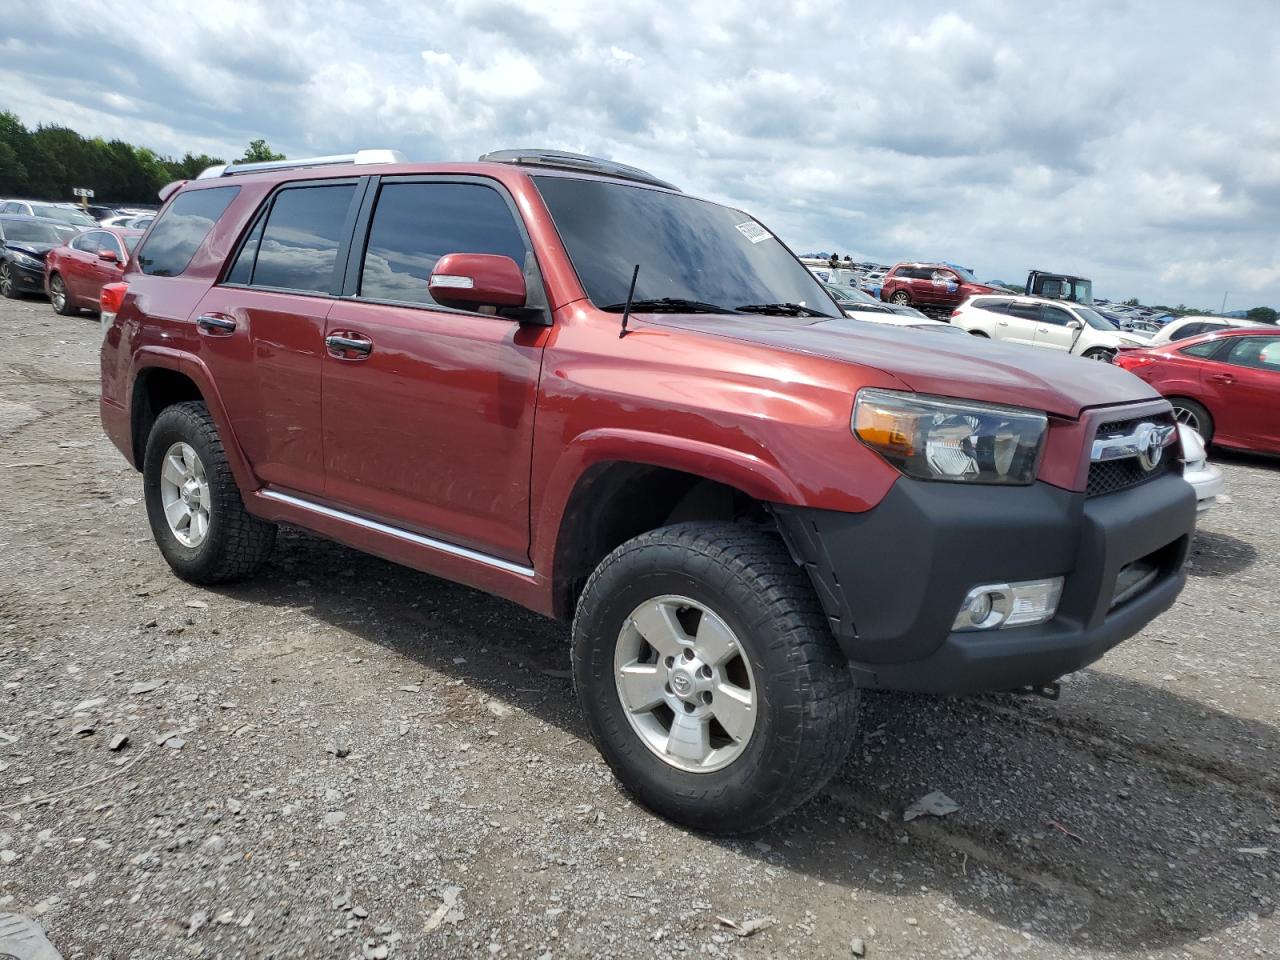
[774,473,1195,695]
[5,260,47,293]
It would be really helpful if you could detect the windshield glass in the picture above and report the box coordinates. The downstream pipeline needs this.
[534,176,840,317]
[826,283,881,306]
[31,205,96,226]
[1075,306,1116,331]
[3,220,62,243]
[947,265,979,282]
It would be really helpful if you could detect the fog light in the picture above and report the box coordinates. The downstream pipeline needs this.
[953,577,1063,631]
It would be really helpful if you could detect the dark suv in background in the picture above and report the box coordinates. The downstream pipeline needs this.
[880,261,999,311]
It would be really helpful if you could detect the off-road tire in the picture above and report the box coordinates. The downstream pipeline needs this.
[1171,397,1214,445]
[143,401,276,583]
[572,522,859,833]
[49,273,79,315]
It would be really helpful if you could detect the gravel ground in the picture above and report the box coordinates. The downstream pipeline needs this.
[0,295,1277,960]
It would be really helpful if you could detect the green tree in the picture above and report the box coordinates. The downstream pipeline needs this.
[0,141,26,194]
[236,139,285,164]
[1123,297,1140,306]
[1246,306,1278,324]
[163,152,226,181]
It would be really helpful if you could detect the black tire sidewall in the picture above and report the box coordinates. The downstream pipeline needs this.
[143,406,229,580]
[573,536,840,831]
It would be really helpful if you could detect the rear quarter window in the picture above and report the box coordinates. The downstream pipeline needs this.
[137,186,239,277]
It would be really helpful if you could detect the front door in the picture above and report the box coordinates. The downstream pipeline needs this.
[1201,335,1280,449]
[321,177,546,563]
[190,180,361,496]
[1033,303,1078,351]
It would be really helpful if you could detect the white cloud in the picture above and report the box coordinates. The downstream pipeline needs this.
[3,0,1278,308]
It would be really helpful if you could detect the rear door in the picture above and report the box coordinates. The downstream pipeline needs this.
[61,231,102,303]
[1033,303,1078,351]
[1201,335,1280,450]
[191,179,362,496]
[997,300,1043,346]
[320,176,546,562]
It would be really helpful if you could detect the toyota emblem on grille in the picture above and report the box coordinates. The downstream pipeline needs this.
[1136,423,1175,472]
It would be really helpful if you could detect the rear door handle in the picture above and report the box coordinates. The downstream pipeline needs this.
[196,314,236,334]
[325,333,373,358]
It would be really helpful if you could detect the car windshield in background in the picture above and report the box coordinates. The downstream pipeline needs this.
[1076,306,1117,331]
[949,265,980,282]
[827,283,881,306]
[31,205,96,226]
[3,220,62,243]
[534,176,840,317]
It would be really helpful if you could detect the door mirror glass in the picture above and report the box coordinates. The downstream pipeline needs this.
[428,253,526,310]
[97,248,120,263]
[1067,319,1083,330]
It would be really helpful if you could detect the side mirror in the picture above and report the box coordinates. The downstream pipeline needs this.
[428,253,526,311]
[1067,319,1083,330]
[97,248,119,263]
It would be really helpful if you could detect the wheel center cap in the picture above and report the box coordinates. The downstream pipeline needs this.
[669,671,694,697]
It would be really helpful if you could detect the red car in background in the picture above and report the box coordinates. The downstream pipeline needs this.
[1115,328,1280,454]
[44,227,143,315]
[879,261,1000,311]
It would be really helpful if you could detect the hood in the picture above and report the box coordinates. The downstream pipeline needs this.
[645,312,1160,418]
[4,242,57,258]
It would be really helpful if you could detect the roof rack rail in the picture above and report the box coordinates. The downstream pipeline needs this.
[195,149,407,180]
[478,149,679,191]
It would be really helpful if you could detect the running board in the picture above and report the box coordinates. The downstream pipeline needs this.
[256,489,536,578]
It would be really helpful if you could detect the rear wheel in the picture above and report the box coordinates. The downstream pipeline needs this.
[572,522,859,833]
[143,401,276,584]
[1082,347,1115,362]
[969,330,989,337]
[0,263,19,299]
[1171,398,1214,445]
[49,274,79,315]
[890,290,911,305]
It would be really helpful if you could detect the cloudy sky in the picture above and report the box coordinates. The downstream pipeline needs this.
[4,0,1278,309]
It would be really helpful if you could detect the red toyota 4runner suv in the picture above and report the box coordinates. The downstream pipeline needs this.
[100,149,1195,832]
[880,261,1000,311]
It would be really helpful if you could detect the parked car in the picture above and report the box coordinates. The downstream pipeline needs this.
[1114,328,1280,454]
[0,199,98,229]
[1177,423,1224,513]
[0,215,80,299]
[823,283,965,335]
[43,227,143,315]
[880,262,1000,310]
[99,147,1195,832]
[952,294,1150,361]
[1145,315,1265,345]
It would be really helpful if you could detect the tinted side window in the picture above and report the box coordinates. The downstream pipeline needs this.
[1041,306,1074,326]
[70,231,101,252]
[1169,322,1207,341]
[1223,336,1280,371]
[1180,340,1223,359]
[972,298,1009,314]
[359,182,526,307]
[138,186,239,277]
[225,215,266,285]
[1008,302,1043,322]
[251,184,356,294]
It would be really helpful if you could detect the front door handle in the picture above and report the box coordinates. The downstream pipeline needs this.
[1208,373,1235,385]
[325,333,373,358]
[196,314,236,334]
[998,320,1009,326]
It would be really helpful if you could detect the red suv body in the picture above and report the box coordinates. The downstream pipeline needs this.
[880,262,999,310]
[98,150,1195,831]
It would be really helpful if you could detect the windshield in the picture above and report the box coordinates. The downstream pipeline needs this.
[1075,306,1117,331]
[3,220,62,243]
[534,176,840,317]
[826,283,882,307]
[31,205,96,226]
[947,265,979,283]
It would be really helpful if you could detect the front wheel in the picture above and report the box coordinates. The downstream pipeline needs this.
[572,522,859,833]
[0,263,19,299]
[1082,347,1116,362]
[1171,397,1214,445]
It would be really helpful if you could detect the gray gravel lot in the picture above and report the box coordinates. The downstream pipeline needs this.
[0,295,1277,959]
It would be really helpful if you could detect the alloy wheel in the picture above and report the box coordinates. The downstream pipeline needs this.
[50,276,66,312]
[1173,405,1201,433]
[159,441,211,547]
[614,595,757,773]
[0,264,11,297]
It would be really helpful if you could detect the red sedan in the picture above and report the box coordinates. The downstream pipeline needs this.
[1114,327,1280,454]
[44,227,143,316]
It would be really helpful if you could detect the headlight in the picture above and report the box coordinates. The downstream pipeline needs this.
[10,251,42,268]
[853,388,1047,484]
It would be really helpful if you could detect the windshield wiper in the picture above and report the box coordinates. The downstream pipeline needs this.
[735,302,827,317]
[602,297,739,314]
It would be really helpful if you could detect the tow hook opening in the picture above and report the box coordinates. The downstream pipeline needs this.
[1010,681,1061,701]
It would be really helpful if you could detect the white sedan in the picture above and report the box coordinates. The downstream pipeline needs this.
[1179,423,1225,514]
[951,294,1149,361]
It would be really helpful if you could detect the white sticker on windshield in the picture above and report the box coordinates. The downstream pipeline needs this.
[735,220,773,244]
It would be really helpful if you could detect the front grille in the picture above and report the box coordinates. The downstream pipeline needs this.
[1087,411,1178,498]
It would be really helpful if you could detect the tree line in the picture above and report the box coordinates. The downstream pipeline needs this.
[0,110,285,205]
